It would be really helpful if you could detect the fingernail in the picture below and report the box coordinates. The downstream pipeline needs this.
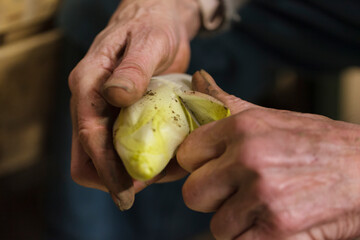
[198,71,207,82]
[199,69,213,83]
[110,190,134,211]
[104,79,135,93]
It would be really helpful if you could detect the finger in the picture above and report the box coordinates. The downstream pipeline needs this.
[78,122,135,211]
[70,134,107,191]
[193,71,331,125]
[159,27,190,75]
[132,159,188,193]
[234,229,262,240]
[177,119,228,172]
[238,211,360,240]
[192,70,256,114]
[69,59,135,210]
[192,70,229,100]
[102,28,180,107]
[210,189,263,240]
[182,149,257,213]
[155,158,189,183]
[70,96,107,191]
[236,228,309,240]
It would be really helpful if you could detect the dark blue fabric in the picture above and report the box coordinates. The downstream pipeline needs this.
[58,0,360,72]
[57,0,119,48]
[235,0,360,71]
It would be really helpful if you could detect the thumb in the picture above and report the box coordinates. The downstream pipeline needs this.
[101,35,155,108]
[192,70,257,114]
[102,30,183,108]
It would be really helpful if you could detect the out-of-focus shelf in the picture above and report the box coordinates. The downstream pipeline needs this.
[0,29,62,177]
[0,0,60,45]
[340,67,360,124]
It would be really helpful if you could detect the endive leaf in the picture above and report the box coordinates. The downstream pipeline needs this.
[177,90,231,125]
[113,74,230,181]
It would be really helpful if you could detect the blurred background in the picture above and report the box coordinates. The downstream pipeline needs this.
[1,0,360,239]
[0,0,61,239]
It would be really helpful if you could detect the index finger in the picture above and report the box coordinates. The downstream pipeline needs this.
[177,70,255,173]
[69,55,135,210]
[177,117,231,173]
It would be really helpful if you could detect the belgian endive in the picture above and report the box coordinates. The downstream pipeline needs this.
[113,73,230,181]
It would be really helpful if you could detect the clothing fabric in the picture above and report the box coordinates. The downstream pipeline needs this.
[232,0,360,71]
[58,0,360,71]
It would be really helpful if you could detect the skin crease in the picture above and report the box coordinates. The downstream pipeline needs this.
[177,70,360,240]
[68,0,360,238]
[68,0,200,210]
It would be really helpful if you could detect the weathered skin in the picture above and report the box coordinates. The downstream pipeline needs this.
[68,0,200,210]
[113,73,230,181]
[177,70,360,240]
[68,0,360,238]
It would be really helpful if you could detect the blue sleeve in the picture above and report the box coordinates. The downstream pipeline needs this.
[228,0,360,70]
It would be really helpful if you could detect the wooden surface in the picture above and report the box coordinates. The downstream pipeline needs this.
[0,29,62,176]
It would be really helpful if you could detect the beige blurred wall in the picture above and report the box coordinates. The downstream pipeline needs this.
[0,0,59,43]
[0,0,61,177]
[340,68,360,125]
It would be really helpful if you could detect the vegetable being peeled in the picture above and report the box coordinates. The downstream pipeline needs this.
[113,74,230,181]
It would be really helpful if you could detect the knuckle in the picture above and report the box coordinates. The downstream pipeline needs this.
[176,138,194,171]
[77,122,111,161]
[240,108,265,120]
[153,27,176,50]
[255,177,272,199]
[90,29,126,71]
[136,24,175,46]
[175,149,187,170]
[70,169,81,185]
[68,68,81,93]
[181,178,200,211]
[267,204,303,234]
[78,128,90,147]
[95,44,119,70]
[209,211,232,240]
[273,213,300,234]
[70,162,87,187]
[242,108,267,122]
[232,109,269,134]
[181,180,195,209]
[226,114,248,135]
[225,95,252,111]
[93,28,109,43]
[234,137,263,170]
[77,127,98,159]
[114,60,148,80]
[91,27,119,52]
[209,218,222,239]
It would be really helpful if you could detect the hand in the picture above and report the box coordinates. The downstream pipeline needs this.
[68,0,200,210]
[177,70,360,239]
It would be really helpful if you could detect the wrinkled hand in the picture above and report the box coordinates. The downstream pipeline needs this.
[177,70,360,239]
[68,0,200,210]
